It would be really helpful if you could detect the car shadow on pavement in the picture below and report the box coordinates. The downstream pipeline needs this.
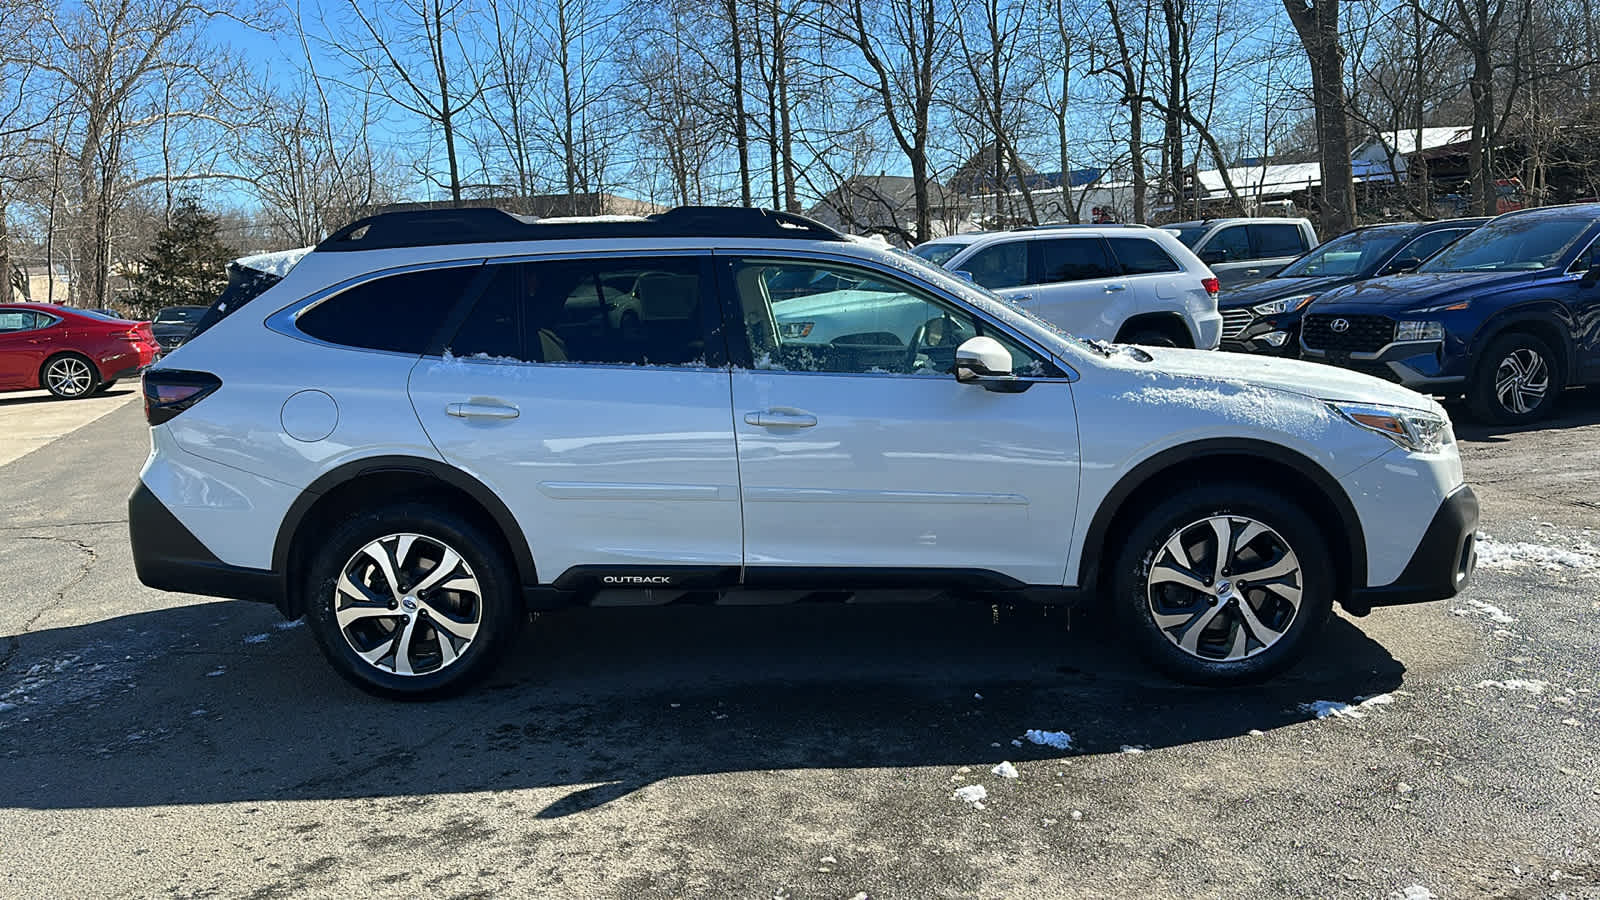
[0,388,136,407]
[1449,387,1600,443]
[0,601,1404,817]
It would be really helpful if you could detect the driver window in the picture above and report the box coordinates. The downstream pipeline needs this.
[729,258,1046,377]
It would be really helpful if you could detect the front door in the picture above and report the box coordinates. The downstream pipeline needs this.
[721,254,1081,586]
[407,253,744,587]
[0,310,51,388]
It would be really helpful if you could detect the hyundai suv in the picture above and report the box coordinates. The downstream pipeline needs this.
[1301,204,1600,423]
[912,225,1222,349]
[1220,218,1487,355]
[130,206,1478,698]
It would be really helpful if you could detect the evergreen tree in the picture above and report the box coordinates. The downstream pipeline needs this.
[123,199,237,318]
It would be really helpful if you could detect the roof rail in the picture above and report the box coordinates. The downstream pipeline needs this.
[315,205,847,252]
[1013,222,1151,231]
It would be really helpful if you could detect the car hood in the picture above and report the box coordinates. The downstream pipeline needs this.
[1122,345,1441,412]
[1313,270,1542,309]
[1217,275,1351,309]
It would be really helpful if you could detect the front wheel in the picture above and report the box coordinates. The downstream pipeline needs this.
[1111,483,1334,685]
[1468,332,1562,424]
[304,503,523,699]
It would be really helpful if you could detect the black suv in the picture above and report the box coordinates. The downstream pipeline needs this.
[1220,218,1487,355]
[1302,205,1600,423]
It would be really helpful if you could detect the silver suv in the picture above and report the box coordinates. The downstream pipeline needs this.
[1162,218,1317,288]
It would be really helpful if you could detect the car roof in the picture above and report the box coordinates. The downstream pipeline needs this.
[1492,202,1600,222]
[1162,217,1308,228]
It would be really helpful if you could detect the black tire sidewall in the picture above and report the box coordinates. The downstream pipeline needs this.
[1125,330,1178,348]
[1470,332,1562,424]
[1111,483,1335,685]
[41,353,100,399]
[304,504,521,699]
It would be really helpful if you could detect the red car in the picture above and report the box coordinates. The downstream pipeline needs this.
[0,303,161,399]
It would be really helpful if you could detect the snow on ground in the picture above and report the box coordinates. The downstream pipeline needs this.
[1120,745,1147,754]
[1474,535,1598,571]
[1476,678,1550,694]
[243,633,269,644]
[1452,598,1516,625]
[991,761,1019,779]
[1021,729,1073,749]
[1391,886,1434,900]
[1299,692,1399,719]
[952,784,988,809]
[273,619,305,631]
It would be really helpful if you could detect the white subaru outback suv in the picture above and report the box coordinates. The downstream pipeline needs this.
[912,225,1223,349]
[130,207,1478,698]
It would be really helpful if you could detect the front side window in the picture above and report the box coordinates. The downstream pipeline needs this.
[1250,223,1308,256]
[1422,215,1595,273]
[1209,226,1251,260]
[447,256,712,367]
[0,311,40,332]
[1107,237,1180,275]
[297,265,481,353]
[961,242,1028,289]
[911,242,967,267]
[1035,238,1116,283]
[730,258,1049,376]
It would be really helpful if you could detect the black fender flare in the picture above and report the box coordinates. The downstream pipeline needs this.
[1074,438,1368,593]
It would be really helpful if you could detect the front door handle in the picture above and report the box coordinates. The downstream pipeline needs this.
[745,409,818,428]
[1104,283,1128,292]
[1010,293,1035,302]
[447,401,520,420]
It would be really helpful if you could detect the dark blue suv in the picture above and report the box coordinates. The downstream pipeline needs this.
[1301,205,1600,423]
[1219,218,1486,355]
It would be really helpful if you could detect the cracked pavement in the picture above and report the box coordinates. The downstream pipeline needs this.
[0,390,1598,898]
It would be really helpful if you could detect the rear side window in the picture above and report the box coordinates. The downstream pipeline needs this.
[298,265,480,354]
[1250,223,1308,256]
[447,256,713,367]
[1106,237,1180,275]
[1035,238,1116,283]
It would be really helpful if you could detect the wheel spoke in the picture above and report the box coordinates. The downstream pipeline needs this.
[419,599,478,643]
[1177,603,1226,654]
[1150,558,1210,594]
[411,547,464,595]
[336,601,397,630]
[1225,615,1250,659]
[1231,554,1298,584]
[1207,517,1233,581]
[360,540,405,603]
[1236,597,1286,645]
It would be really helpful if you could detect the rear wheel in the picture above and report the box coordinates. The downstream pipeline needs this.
[1111,482,1334,685]
[1123,329,1178,348]
[95,379,118,393]
[1469,332,1562,424]
[41,353,99,399]
[303,503,522,699]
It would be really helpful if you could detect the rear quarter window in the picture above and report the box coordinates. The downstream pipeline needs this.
[296,265,481,354]
[1107,237,1181,274]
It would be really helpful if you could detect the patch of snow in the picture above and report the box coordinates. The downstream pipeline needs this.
[1452,599,1516,624]
[0,702,16,714]
[1248,729,1265,737]
[1116,380,1335,440]
[991,761,1019,779]
[1391,886,1434,900]
[1119,745,1147,754]
[1476,678,1549,694]
[952,784,988,809]
[1474,536,1598,571]
[1010,739,1023,748]
[1022,729,1073,749]
[236,246,311,277]
[273,619,305,631]
[243,633,269,645]
[973,692,983,700]
[205,667,226,678]
[1300,693,1396,719]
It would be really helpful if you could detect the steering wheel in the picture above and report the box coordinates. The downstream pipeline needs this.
[904,314,970,372]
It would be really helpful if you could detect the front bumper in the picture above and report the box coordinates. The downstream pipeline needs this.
[1301,339,1466,389]
[129,481,285,607]
[1345,484,1478,614]
[1220,317,1301,356]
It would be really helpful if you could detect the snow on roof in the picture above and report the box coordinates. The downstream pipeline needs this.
[1365,127,1474,156]
[1197,162,1324,195]
[235,246,312,277]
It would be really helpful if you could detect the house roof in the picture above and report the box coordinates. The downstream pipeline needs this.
[818,175,959,210]
[1361,127,1474,157]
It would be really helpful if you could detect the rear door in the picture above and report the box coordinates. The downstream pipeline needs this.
[406,252,745,588]
[1019,236,1130,339]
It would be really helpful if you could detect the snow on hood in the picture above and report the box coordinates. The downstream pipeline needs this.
[1115,345,1443,413]
[1312,269,1540,309]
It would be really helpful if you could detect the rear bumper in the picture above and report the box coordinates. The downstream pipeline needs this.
[1345,484,1478,614]
[129,481,285,607]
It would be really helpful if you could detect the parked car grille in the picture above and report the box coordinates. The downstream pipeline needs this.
[1220,309,1252,340]
[1302,314,1395,353]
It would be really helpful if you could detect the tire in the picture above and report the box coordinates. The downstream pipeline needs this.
[1468,332,1563,424]
[95,379,118,394]
[1110,482,1335,685]
[1123,329,1179,348]
[303,502,523,699]
[40,353,100,399]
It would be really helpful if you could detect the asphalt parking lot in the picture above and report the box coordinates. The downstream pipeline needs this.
[1,387,1598,899]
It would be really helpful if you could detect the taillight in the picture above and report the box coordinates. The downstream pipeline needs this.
[142,370,221,425]
[1202,276,1220,296]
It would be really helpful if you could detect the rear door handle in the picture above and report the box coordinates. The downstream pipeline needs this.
[745,409,818,428]
[447,401,520,420]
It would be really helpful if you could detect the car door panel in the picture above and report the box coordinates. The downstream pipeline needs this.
[1008,237,1131,340]
[407,254,744,581]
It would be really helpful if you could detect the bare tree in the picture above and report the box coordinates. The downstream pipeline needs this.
[1283,0,1357,231]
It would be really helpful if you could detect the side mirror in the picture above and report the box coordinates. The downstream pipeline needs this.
[954,336,1029,392]
[1383,256,1422,275]
[1200,248,1228,265]
[951,270,975,282]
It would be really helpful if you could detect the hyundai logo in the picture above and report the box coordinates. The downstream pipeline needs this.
[1330,318,1351,333]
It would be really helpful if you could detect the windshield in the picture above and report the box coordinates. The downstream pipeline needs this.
[1276,226,1410,278]
[155,307,203,324]
[1420,215,1593,273]
[1164,226,1207,248]
[911,242,967,267]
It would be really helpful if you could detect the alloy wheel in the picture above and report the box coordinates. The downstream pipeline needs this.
[333,533,483,676]
[45,357,94,397]
[1493,348,1549,415]
[1146,515,1304,662]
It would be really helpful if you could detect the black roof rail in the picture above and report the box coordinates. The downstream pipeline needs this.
[1013,222,1150,231]
[315,205,847,252]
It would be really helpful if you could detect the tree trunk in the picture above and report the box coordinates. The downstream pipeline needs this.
[1284,0,1355,233]
[725,0,752,206]
[1467,44,1496,215]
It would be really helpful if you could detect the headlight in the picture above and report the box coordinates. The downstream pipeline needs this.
[778,321,814,338]
[1330,402,1452,452]
[1394,319,1445,341]
[1250,294,1317,316]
